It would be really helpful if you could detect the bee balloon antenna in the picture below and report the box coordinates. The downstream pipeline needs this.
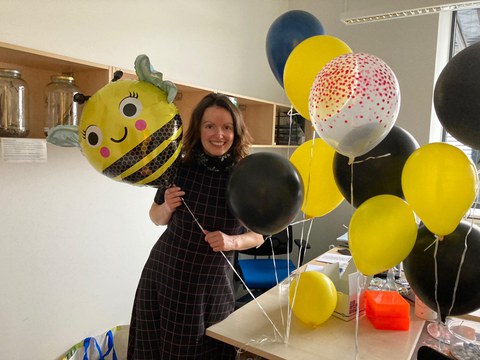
[112,70,123,82]
[73,93,90,104]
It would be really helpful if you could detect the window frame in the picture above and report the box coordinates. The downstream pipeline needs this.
[443,9,480,212]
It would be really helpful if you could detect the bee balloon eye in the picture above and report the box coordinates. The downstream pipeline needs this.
[85,125,103,147]
[120,96,142,119]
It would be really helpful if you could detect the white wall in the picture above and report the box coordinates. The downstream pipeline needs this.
[0,0,446,358]
[1,145,158,358]
[0,1,290,359]
[0,0,289,103]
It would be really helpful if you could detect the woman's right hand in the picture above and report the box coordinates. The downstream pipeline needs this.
[164,186,186,213]
[150,186,186,226]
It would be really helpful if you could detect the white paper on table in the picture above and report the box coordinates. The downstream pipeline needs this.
[305,263,325,273]
[315,252,352,274]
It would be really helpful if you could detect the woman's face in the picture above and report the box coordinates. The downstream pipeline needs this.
[200,106,235,157]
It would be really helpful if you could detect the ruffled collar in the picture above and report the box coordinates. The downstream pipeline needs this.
[194,147,236,172]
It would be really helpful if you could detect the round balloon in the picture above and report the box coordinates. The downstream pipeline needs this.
[289,271,337,327]
[434,41,480,151]
[348,194,418,276]
[404,221,480,322]
[333,126,419,208]
[401,142,478,237]
[290,139,344,218]
[79,79,183,188]
[309,52,401,161]
[266,10,324,88]
[284,35,352,119]
[227,152,304,235]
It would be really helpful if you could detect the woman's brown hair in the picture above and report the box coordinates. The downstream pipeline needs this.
[182,93,252,162]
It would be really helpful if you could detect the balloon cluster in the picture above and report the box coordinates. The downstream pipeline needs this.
[344,42,480,323]
[401,41,480,322]
[265,10,480,326]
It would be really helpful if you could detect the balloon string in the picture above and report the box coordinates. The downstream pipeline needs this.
[287,218,314,344]
[235,336,282,360]
[354,273,367,359]
[286,272,299,344]
[446,224,472,318]
[350,160,354,210]
[181,198,285,341]
[290,218,312,226]
[349,153,392,210]
[218,250,284,341]
[301,131,315,219]
[287,105,293,153]
[296,131,315,267]
[297,218,314,269]
[181,198,206,233]
[423,237,438,252]
[286,108,300,117]
[351,153,391,164]
[433,236,442,322]
[265,236,280,285]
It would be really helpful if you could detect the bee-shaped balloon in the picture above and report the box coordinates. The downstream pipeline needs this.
[48,55,183,188]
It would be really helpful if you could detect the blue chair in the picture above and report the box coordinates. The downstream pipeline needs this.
[235,226,305,305]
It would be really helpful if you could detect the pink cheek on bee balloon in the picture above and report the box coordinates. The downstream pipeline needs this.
[100,147,110,158]
[135,119,147,131]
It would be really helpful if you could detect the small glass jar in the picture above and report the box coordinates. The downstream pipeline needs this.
[44,74,81,136]
[0,69,29,137]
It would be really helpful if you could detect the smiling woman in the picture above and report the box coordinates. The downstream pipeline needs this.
[200,106,234,157]
[128,92,265,359]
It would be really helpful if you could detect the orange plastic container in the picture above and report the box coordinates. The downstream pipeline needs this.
[365,290,410,330]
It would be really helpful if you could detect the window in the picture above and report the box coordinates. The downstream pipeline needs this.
[445,9,480,210]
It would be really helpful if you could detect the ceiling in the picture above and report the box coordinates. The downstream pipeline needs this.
[341,0,480,24]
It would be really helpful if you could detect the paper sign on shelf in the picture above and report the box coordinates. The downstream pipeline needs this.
[0,138,47,163]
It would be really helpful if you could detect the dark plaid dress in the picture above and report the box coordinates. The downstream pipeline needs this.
[128,160,243,359]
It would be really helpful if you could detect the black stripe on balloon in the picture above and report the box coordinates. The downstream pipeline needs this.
[145,160,179,188]
[121,140,180,185]
[102,114,181,179]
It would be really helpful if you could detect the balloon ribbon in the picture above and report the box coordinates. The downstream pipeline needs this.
[180,198,285,341]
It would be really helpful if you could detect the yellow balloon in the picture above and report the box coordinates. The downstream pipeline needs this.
[283,35,352,120]
[79,79,182,187]
[289,271,337,327]
[290,139,344,218]
[402,143,478,237]
[348,195,418,276]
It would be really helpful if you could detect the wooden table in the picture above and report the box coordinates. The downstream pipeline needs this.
[207,272,426,359]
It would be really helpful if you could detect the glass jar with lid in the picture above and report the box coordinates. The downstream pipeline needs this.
[0,68,29,137]
[44,74,81,136]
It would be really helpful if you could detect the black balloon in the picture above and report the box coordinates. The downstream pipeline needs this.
[333,126,419,208]
[434,41,480,151]
[404,221,480,322]
[227,152,304,235]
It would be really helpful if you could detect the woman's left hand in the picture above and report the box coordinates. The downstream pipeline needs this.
[204,230,236,252]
